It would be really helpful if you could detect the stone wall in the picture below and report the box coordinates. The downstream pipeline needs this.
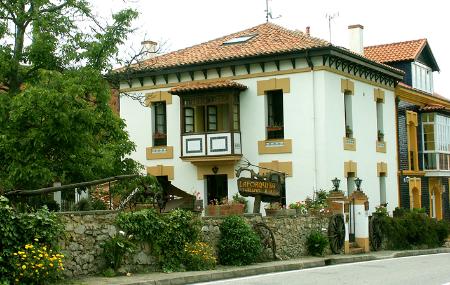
[202,214,329,259]
[59,211,329,277]
[59,211,156,278]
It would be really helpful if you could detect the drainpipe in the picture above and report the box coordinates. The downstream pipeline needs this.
[306,51,318,191]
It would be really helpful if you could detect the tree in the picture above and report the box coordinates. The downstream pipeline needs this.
[0,1,141,192]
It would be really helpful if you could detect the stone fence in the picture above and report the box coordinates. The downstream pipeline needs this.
[58,211,329,277]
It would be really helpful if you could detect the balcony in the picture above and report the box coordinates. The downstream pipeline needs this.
[181,131,242,162]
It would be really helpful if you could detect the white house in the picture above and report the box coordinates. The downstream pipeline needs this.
[117,23,403,213]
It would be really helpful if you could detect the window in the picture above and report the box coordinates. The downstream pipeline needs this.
[233,95,240,131]
[407,111,419,171]
[379,175,386,205]
[376,100,384,141]
[207,106,217,131]
[412,62,433,93]
[267,90,284,139]
[154,102,167,146]
[421,113,450,171]
[222,34,256,45]
[344,92,353,138]
[184,107,194,133]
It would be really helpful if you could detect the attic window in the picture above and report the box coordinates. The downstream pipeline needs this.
[222,35,256,45]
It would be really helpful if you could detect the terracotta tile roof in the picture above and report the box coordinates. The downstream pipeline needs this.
[364,39,427,63]
[134,23,330,71]
[420,104,446,111]
[169,80,247,94]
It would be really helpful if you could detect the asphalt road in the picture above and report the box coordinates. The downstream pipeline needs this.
[194,253,450,285]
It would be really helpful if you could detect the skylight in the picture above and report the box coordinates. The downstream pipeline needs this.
[222,34,256,45]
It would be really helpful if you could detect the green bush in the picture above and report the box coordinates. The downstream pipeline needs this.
[0,196,64,284]
[381,210,449,249]
[101,232,135,271]
[116,208,201,272]
[306,230,328,256]
[218,215,262,266]
[74,197,92,211]
[91,197,108,210]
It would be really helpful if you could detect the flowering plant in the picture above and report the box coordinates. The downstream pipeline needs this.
[101,230,136,272]
[183,241,216,271]
[192,190,202,200]
[264,202,282,210]
[288,201,308,214]
[11,238,64,284]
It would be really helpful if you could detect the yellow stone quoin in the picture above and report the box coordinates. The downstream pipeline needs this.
[147,165,174,180]
[257,77,290,95]
[144,91,172,106]
[344,161,358,177]
[258,160,293,177]
[341,78,354,95]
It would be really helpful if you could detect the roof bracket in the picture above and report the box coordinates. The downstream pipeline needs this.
[274,60,280,71]
[259,62,265,72]
[202,69,208,79]
[138,77,144,87]
[290,58,296,69]
[189,71,195,81]
[175,72,181,82]
[216,67,222,78]
[151,76,156,85]
[163,74,169,84]
[231,65,236,76]
[245,64,251,74]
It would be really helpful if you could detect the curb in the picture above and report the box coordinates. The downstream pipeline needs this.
[81,248,450,285]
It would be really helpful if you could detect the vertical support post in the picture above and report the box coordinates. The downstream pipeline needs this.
[253,195,262,213]
[53,181,62,211]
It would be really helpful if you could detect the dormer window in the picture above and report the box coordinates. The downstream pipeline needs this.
[412,62,433,93]
[222,34,256,45]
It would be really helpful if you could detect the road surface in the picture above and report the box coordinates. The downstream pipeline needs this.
[194,253,450,285]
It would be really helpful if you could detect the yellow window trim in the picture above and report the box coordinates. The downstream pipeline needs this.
[344,161,358,177]
[258,139,292,154]
[258,161,293,177]
[146,146,174,160]
[145,91,172,106]
[256,78,290,95]
[343,137,356,151]
[147,165,174,180]
[341,78,354,95]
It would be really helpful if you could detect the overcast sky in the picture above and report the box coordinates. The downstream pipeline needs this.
[93,0,449,97]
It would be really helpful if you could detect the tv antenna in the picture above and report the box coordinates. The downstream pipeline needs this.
[326,12,339,43]
[265,0,281,23]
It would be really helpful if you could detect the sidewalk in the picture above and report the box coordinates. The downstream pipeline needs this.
[78,248,450,285]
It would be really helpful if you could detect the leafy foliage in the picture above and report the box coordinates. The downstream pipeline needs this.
[101,232,135,271]
[218,215,262,266]
[306,230,328,256]
[0,1,141,194]
[116,209,201,272]
[11,241,65,284]
[0,196,64,283]
[183,241,216,271]
[381,208,449,249]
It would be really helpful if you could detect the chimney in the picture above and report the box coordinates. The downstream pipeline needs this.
[348,24,364,55]
[305,26,310,36]
[141,40,158,59]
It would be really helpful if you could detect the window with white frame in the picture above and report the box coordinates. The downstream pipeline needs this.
[412,62,433,94]
[421,113,450,170]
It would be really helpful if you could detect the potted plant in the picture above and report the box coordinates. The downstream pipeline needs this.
[377,130,384,142]
[232,193,248,213]
[288,201,308,215]
[264,202,282,216]
[205,196,245,216]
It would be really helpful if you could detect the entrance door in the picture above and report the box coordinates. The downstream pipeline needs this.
[206,175,228,204]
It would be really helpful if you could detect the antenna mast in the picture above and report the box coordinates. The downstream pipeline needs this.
[326,12,339,43]
[265,0,281,23]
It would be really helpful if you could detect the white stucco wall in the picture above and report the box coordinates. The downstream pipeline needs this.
[119,63,399,214]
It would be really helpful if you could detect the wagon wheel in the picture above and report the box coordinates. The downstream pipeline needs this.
[252,222,277,260]
[369,215,383,251]
[328,214,345,254]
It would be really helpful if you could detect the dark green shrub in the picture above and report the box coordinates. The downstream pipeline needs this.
[91,197,108,210]
[101,232,135,271]
[306,230,328,256]
[382,210,448,249]
[74,197,92,211]
[218,215,262,265]
[116,208,201,272]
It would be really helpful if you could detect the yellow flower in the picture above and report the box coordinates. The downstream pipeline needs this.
[34,238,39,242]
[21,265,26,270]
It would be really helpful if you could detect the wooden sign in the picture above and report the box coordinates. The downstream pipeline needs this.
[237,177,281,197]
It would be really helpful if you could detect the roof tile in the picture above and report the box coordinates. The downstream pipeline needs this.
[169,80,247,94]
[364,39,427,63]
